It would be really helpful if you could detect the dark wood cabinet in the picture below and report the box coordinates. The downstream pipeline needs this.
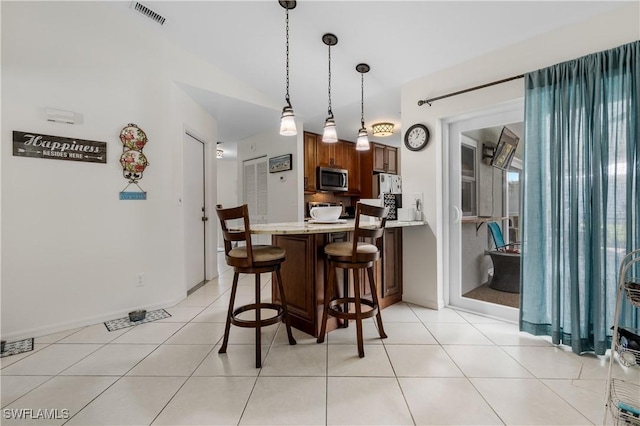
[303,132,360,195]
[271,228,403,337]
[359,142,399,198]
[386,147,398,174]
[341,140,360,195]
[303,132,317,193]
[271,233,338,336]
[372,143,398,174]
[379,227,403,304]
[316,138,345,168]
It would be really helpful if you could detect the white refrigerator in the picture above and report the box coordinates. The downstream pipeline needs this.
[374,173,402,220]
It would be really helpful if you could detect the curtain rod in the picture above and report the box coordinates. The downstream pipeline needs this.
[417,74,524,106]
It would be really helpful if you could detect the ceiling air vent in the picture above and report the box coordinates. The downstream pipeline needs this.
[131,2,166,26]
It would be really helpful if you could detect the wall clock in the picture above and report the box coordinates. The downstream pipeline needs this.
[404,124,430,151]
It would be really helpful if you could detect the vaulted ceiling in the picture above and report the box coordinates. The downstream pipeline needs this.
[110,1,626,157]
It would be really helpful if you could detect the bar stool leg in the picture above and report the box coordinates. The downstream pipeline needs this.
[219,272,240,354]
[275,268,297,346]
[352,268,365,358]
[342,269,349,328]
[367,266,387,339]
[317,262,336,344]
[255,273,262,368]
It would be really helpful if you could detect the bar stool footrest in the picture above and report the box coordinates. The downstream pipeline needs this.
[328,298,377,320]
[230,303,285,328]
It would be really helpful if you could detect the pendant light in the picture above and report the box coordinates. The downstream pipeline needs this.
[321,33,338,143]
[355,63,370,151]
[279,1,297,136]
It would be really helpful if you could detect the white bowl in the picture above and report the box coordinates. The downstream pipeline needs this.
[310,206,341,221]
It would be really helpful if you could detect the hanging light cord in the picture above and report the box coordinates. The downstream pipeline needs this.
[285,7,291,107]
[327,44,333,118]
[360,72,365,128]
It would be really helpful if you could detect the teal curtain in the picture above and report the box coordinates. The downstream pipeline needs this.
[521,41,639,355]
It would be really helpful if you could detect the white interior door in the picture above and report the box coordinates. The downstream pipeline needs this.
[184,133,206,290]
[444,101,523,322]
[243,156,269,245]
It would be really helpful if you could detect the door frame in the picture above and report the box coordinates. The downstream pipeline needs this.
[183,128,217,292]
[442,99,523,322]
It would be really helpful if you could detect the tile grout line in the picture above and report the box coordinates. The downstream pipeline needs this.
[62,289,225,425]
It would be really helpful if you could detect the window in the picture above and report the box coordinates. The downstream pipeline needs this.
[461,143,477,217]
[507,165,521,242]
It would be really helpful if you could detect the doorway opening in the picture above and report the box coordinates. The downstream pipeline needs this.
[443,100,523,322]
[184,132,207,291]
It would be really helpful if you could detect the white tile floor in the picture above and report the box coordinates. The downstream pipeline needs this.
[2,256,638,425]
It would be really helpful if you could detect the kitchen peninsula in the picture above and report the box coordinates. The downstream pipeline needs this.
[247,219,425,337]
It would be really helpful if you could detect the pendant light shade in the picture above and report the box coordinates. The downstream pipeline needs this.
[356,127,369,151]
[355,63,370,151]
[280,105,297,136]
[322,116,338,142]
[279,1,297,136]
[321,33,338,143]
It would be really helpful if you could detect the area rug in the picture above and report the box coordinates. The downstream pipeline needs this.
[104,309,171,332]
[1,338,34,358]
[462,283,520,309]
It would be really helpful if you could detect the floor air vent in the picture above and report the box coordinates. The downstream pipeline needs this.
[131,2,166,26]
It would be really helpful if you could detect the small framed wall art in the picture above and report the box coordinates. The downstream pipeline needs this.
[269,154,292,173]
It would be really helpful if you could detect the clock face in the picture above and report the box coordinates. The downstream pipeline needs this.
[404,124,430,151]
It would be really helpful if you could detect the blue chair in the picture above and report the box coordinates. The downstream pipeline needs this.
[485,222,520,293]
[487,222,520,253]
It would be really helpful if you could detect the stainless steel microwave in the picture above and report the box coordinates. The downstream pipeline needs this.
[317,167,348,192]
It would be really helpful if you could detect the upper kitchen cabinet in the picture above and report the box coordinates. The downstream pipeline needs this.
[359,142,399,198]
[372,143,398,174]
[342,140,360,195]
[303,132,317,193]
[316,137,345,168]
[303,132,360,195]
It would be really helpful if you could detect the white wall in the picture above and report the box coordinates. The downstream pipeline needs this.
[236,125,304,223]
[217,159,239,248]
[0,2,266,339]
[400,3,640,309]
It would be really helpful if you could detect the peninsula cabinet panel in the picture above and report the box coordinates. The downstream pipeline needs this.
[360,228,402,308]
[271,234,316,329]
[303,132,317,193]
[380,227,403,305]
[271,233,338,336]
[271,228,403,337]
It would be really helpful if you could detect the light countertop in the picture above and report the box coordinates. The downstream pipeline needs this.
[244,219,426,235]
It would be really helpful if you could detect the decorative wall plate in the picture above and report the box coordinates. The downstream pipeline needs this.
[119,123,148,150]
[119,149,148,174]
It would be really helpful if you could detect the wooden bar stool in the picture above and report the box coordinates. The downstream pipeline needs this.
[317,202,388,357]
[216,204,296,368]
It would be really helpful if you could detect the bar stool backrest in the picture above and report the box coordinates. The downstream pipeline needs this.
[352,202,389,257]
[216,204,254,267]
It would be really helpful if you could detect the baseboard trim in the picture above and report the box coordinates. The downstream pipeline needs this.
[1,294,186,342]
[402,295,443,310]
